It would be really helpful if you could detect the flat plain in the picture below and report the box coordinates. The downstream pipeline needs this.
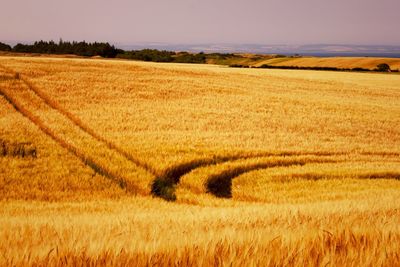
[0,56,400,266]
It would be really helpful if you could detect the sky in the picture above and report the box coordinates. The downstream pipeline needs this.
[1,0,400,46]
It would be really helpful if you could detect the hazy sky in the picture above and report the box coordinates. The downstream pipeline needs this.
[1,0,399,45]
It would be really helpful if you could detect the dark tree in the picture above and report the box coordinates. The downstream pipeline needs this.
[0,42,12,51]
[376,63,391,72]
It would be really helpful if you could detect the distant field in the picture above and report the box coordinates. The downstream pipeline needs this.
[3,50,400,71]
[0,56,399,266]
[256,56,400,70]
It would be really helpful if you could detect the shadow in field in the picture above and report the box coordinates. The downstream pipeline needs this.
[208,169,400,199]
[151,156,244,201]
[152,154,342,200]
[205,158,342,198]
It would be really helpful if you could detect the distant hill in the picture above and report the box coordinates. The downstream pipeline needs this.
[2,40,400,71]
[117,43,400,58]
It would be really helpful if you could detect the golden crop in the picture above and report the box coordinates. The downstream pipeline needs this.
[256,56,400,70]
[0,56,399,266]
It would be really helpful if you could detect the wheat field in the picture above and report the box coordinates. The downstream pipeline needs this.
[255,56,400,70]
[0,56,400,266]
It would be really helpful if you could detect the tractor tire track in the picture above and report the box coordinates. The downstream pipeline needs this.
[152,150,400,200]
[203,157,340,198]
[0,86,131,190]
[0,63,157,176]
[153,154,344,200]
[151,151,357,200]
[205,159,400,198]
[0,69,153,194]
[274,172,400,183]
[21,77,156,176]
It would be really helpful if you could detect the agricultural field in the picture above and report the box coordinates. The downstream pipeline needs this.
[255,56,400,70]
[0,56,400,266]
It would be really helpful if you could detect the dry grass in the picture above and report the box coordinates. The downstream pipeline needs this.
[0,55,400,266]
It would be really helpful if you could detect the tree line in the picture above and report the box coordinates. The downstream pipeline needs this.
[0,40,209,63]
[0,40,121,58]
[230,63,397,73]
[117,49,206,63]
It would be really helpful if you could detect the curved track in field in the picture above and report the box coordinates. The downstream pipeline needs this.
[0,64,351,200]
[205,157,332,198]
[151,151,345,200]
[1,63,399,201]
[152,151,400,200]
[204,160,400,198]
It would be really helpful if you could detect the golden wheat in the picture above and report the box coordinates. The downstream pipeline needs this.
[256,56,400,70]
[0,55,399,266]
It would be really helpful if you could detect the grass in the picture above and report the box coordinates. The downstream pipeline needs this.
[0,55,399,266]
